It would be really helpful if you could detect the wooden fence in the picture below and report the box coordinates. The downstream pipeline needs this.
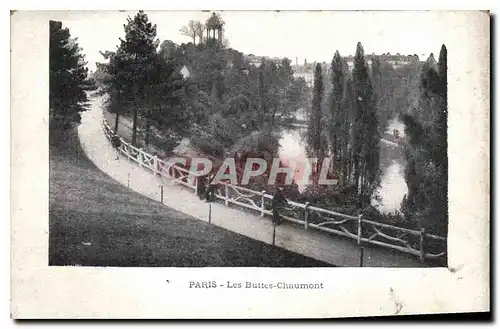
[102,115,447,264]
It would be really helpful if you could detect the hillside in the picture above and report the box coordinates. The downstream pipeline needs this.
[49,128,331,267]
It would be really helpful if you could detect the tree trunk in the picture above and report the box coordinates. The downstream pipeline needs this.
[352,128,360,194]
[114,111,120,133]
[342,140,349,185]
[144,109,151,149]
[269,103,277,134]
[359,161,367,208]
[333,135,338,159]
[131,105,139,146]
[259,71,266,128]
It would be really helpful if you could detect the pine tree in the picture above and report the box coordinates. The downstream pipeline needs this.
[328,51,355,186]
[351,42,380,206]
[278,58,293,86]
[267,61,281,130]
[401,45,448,236]
[97,49,130,133]
[330,51,344,160]
[258,60,268,129]
[143,54,186,148]
[436,45,448,170]
[343,75,355,183]
[100,11,187,150]
[370,56,388,134]
[307,63,326,163]
[432,45,448,237]
[117,11,159,146]
[338,58,353,185]
[49,20,95,130]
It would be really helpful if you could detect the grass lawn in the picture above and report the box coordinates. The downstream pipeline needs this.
[49,128,331,267]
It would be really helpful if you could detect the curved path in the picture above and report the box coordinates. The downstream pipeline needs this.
[78,96,423,267]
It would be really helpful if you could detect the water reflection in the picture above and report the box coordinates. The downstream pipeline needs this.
[278,118,408,213]
[372,160,408,213]
[177,113,409,213]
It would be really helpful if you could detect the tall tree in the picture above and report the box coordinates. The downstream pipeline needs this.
[97,49,130,133]
[434,45,448,237]
[307,63,326,163]
[278,58,293,86]
[332,54,353,185]
[142,54,187,148]
[100,11,188,151]
[436,45,448,170]
[258,59,268,129]
[370,56,387,134]
[117,11,159,145]
[401,45,448,237]
[265,61,281,131]
[180,20,204,46]
[329,51,344,160]
[49,20,95,130]
[343,75,355,183]
[351,42,380,206]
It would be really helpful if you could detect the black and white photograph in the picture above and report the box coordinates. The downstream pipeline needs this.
[49,10,449,268]
[11,8,490,318]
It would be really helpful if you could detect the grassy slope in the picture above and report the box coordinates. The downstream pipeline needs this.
[49,128,331,267]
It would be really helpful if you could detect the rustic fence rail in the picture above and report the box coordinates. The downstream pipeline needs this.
[101,115,447,264]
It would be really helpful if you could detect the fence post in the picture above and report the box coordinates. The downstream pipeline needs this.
[357,214,364,267]
[272,220,276,246]
[224,184,229,206]
[160,185,164,204]
[260,190,266,217]
[304,202,310,230]
[419,228,426,263]
[208,203,212,224]
[153,156,158,176]
[127,173,130,188]
[138,149,143,168]
[126,145,132,162]
[193,175,198,195]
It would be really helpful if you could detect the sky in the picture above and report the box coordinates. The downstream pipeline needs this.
[56,11,449,72]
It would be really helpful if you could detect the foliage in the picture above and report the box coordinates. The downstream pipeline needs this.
[49,20,95,130]
[169,23,308,157]
[306,63,327,160]
[228,131,281,160]
[189,130,226,158]
[401,46,448,237]
[351,42,381,205]
[180,20,204,46]
[328,51,352,185]
[371,56,421,134]
[98,11,186,151]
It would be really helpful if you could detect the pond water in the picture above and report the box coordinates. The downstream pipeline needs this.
[278,117,408,214]
[175,110,408,214]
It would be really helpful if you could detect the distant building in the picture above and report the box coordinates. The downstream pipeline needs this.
[244,55,282,68]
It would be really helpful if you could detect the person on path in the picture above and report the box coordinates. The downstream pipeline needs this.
[204,173,218,202]
[272,186,288,225]
[111,133,121,160]
[196,174,207,200]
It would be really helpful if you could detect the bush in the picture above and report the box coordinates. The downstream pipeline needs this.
[190,132,225,158]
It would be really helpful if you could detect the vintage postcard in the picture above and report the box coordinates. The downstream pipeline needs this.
[10,9,490,318]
